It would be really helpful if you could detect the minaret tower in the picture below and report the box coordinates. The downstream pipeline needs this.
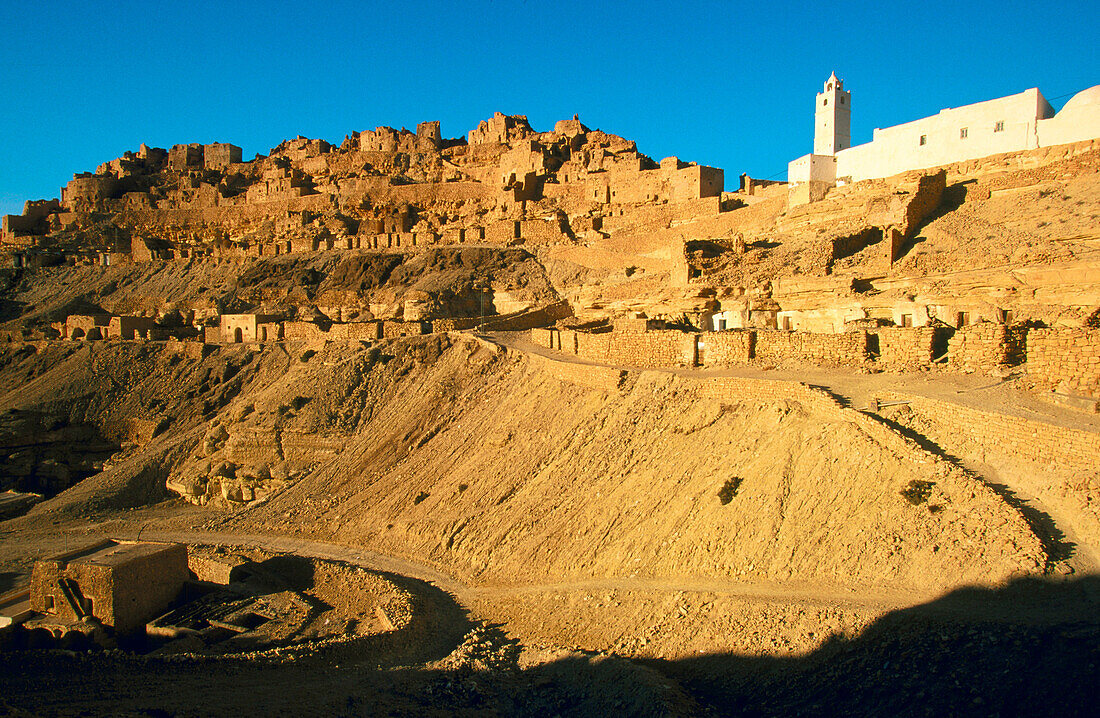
[814,72,851,155]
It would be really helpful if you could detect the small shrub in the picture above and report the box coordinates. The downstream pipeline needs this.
[458,483,468,493]
[901,480,935,505]
[413,491,430,505]
[718,477,743,505]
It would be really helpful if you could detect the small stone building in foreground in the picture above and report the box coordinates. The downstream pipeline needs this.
[30,539,188,634]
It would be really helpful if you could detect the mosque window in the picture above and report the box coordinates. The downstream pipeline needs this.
[840,96,845,104]
[960,127,968,139]
[994,120,1004,132]
[823,99,828,106]
[919,135,927,146]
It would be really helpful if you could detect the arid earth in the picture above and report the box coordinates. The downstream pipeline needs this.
[0,119,1099,715]
[0,330,1097,716]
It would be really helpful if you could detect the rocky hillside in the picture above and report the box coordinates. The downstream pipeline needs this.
[1,336,1046,595]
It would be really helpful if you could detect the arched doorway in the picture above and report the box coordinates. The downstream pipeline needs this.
[233,328,243,343]
[71,328,85,340]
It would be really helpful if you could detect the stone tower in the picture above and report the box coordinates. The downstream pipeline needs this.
[814,72,851,155]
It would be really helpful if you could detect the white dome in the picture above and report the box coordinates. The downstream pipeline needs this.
[1058,85,1100,114]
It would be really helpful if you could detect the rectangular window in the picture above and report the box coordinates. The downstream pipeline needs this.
[994,120,1004,132]
[901,314,913,328]
[957,311,969,328]
[960,127,968,139]
[823,98,828,106]
[840,96,845,105]
[919,135,927,146]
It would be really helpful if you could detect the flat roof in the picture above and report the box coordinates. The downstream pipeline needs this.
[46,539,181,568]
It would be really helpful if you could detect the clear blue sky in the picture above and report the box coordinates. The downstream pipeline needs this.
[1,0,1097,216]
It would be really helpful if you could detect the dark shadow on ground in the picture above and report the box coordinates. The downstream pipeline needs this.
[0,571,22,593]
[644,575,1100,718]
[1,575,1097,716]
[869,410,1076,567]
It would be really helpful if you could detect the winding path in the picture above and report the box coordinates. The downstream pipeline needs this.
[113,527,1096,625]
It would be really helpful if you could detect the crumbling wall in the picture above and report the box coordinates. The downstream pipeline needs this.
[948,323,1013,371]
[593,162,724,205]
[480,301,572,332]
[434,317,483,332]
[168,144,203,171]
[698,331,754,366]
[881,394,1100,476]
[468,112,534,145]
[827,227,886,273]
[612,315,665,334]
[328,322,382,341]
[570,330,697,368]
[283,321,329,341]
[901,170,947,235]
[755,330,869,367]
[874,327,944,368]
[108,316,157,340]
[543,328,874,369]
[382,320,428,338]
[65,315,112,340]
[62,175,120,211]
[203,143,242,170]
[517,218,568,245]
[1026,328,1100,397]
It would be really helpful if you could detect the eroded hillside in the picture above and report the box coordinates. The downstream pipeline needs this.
[1,337,1047,594]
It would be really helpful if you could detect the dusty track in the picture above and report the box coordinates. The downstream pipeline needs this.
[107,523,1093,630]
[117,528,929,610]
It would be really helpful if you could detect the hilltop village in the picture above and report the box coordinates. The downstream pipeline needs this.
[2,86,1098,401]
[1,77,1099,714]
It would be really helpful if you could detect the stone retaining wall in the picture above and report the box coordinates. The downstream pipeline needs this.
[882,393,1100,476]
[480,301,572,332]
[533,324,1092,383]
[697,331,754,366]
[1026,328,1100,398]
[874,326,944,368]
[525,352,626,391]
[947,323,1024,371]
[754,330,868,367]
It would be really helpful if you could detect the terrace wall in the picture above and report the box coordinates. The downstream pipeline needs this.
[1026,328,1100,397]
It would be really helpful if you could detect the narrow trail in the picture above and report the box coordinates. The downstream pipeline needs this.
[113,528,1097,626]
[118,527,926,611]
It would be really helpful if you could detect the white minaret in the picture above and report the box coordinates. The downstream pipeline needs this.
[814,72,851,155]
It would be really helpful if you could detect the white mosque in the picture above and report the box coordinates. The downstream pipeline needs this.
[788,73,1100,193]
